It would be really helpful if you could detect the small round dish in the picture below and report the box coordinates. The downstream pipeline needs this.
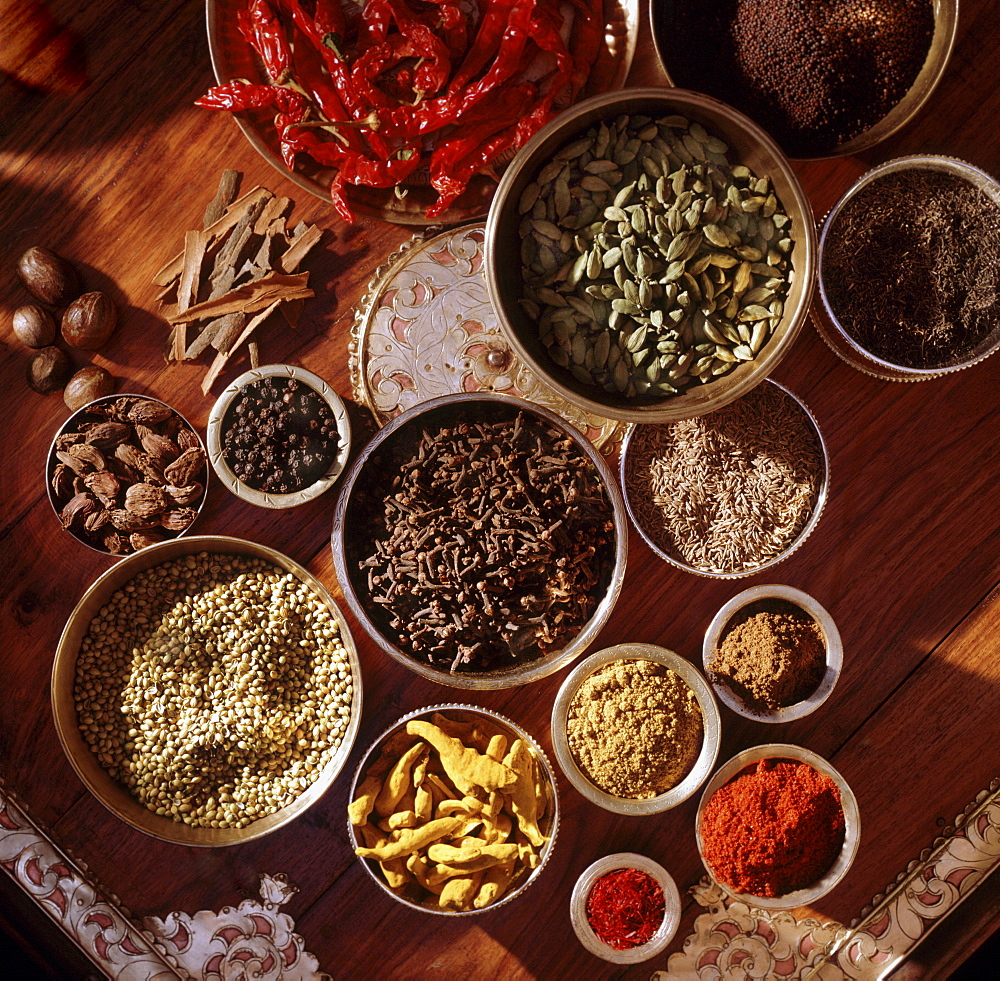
[207,363,351,509]
[46,394,208,556]
[620,379,828,579]
[696,743,861,910]
[703,584,843,723]
[346,703,559,915]
[550,643,721,815]
[332,392,627,690]
[570,852,681,963]
[815,155,1000,381]
[486,87,816,424]
[51,535,363,846]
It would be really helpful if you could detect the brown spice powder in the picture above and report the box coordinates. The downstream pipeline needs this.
[566,659,703,799]
[709,599,826,711]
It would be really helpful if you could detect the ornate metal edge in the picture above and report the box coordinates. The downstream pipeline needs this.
[4,772,999,979]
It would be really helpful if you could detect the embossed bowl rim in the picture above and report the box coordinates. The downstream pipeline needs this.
[346,703,559,915]
[207,363,352,509]
[550,643,722,815]
[702,584,843,722]
[695,743,861,909]
[45,393,209,557]
[51,535,364,846]
[331,391,627,690]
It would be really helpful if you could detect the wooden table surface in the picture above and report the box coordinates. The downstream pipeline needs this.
[2,1,999,978]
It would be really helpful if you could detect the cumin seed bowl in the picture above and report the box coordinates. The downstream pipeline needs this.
[206,364,352,508]
[619,379,829,579]
[695,743,861,910]
[331,392,627,690]
[51,535,363,846]
[814,155,1000,381]
[549,643,722,815]
[702,584,843,723]
[346,703,559,916]
[485,87,816,424]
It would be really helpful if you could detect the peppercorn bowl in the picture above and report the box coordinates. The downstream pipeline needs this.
[814,155,1000,381]
[51,535,363,846]
[620,379,829,579]
[550,643,722,815]
[207,364,352,508]
[485,87,816,424]
[346,703,559,916]
[702,584,843,723]
[650,0,958,159]
[331,392,628,690]
[570,852,682,963]
[46,394,209,556]
[695,743,861,910]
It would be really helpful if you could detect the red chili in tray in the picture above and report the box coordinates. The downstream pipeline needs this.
[196,0,601,220]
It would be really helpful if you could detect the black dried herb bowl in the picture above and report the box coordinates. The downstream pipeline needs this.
[346,704,559,915]
[207,364,352,508]
[46,394,208,556]
[485,87,816,424]
[331,392,627,690]
[815,155,1000,381]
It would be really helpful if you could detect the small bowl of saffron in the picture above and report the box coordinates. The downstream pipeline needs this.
[696,743,860,909]
[570,853,681,963]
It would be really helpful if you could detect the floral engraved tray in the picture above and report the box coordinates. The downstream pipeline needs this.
[349,224,625,449]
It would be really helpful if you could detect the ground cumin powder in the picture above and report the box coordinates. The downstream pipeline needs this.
[566,658,703,798]
[709,599,825,711]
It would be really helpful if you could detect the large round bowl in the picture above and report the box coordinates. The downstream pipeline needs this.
[650,0,958,160]
[550,643,722,815]
[347,703,559,915]
[51,535,363,846]
[815,154,1000,381]
[696,743,861,910]
[332,392,627,690]
[485,87,816,424]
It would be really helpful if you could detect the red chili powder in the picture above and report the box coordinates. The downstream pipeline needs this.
[699,758,846,897]
[586,867,666,950]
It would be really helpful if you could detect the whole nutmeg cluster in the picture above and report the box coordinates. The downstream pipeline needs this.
[12,245,118,409]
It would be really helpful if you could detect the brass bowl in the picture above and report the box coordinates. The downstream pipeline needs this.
[649,0,958,159]
[51,535,363,846]
[485,88,816,424]
[347,704,559,915]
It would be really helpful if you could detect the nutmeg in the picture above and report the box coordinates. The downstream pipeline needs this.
[12,304,57,348]
[62,291,117,350]
[64,365,115,411]
[16,246,80,307]
[27,346,73,394]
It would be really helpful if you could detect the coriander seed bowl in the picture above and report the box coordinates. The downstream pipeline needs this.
[485,87,816,424]
[331,392,627,690]
[207,364,352,508]
[46,394,208,556]
[550,643,721,815]
[620,379,829,578]
[695,743,860,910]
[570,852,681,963]
[51,535,363,846]
[347,704,559,916]
[815,155,1000,381]
[702,584,843,723]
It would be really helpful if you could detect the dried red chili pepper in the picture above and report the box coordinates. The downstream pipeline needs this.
[238,0,290,82]
[586,867,666,951]
[195,79,305,114]
[699,758,846,898]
